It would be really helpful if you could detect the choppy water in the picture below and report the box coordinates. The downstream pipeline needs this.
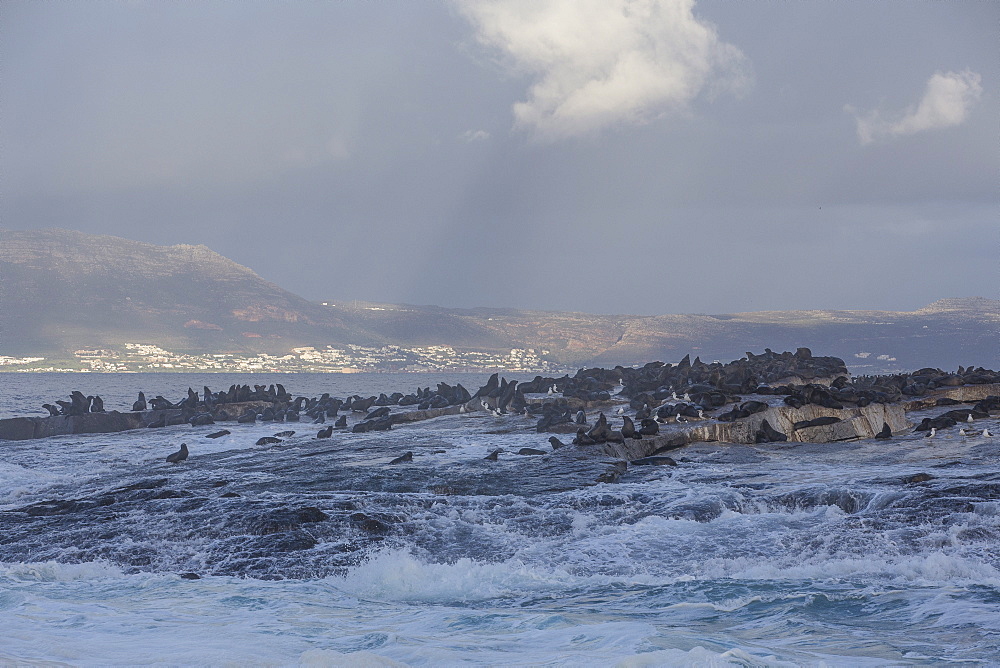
[1,373,999,665]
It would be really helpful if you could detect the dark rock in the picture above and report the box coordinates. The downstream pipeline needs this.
[631,456,678,466]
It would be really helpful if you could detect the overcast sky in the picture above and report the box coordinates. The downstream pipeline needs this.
[2,0,996,315]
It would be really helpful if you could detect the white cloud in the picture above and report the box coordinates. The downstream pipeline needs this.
[461,129,491,142]
[455,0,749,140]
[849,70,983,145]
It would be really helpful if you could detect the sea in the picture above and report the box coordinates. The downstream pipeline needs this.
[1,372,999,666]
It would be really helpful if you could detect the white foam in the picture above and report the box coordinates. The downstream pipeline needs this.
[0,560,126,582]
[299,649,406,667]
[333,548,582,603]
[706,551,1000,587]
[614,645,799,668]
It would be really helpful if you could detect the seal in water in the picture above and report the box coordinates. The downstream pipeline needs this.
[132,392,147,412]
[316,426,333,439]
[389,452,413,465]
[484,449,501,461]
[166,443,189,463]
[206,430,231,439]
[874,422,892,439]
[256,436,282,445]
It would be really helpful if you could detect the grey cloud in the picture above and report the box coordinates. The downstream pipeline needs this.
[2,1,996,316]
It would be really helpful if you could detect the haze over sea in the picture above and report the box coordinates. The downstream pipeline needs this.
[1,372,999,665]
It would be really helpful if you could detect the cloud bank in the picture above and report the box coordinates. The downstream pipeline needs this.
[455,0,749,140]
[850,70,983,145]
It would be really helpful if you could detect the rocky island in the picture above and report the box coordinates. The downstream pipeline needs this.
[4,350,997,478]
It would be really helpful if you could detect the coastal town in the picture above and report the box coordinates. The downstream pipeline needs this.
[0,343,565,373]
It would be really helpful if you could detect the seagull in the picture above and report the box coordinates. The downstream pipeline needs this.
[968,414,975,423]
[959,428,968,437]
[676,413,687,424]
[984,429,994,437]
[683,393,691,402]
[671,392,679,401]
[697,409,705,419]
[924,427,936,438]
[548,385,556,395]
[616,406,626,415]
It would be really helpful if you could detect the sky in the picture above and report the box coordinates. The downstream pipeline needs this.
[2,0,997,315]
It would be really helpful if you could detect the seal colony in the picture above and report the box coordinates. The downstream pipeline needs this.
[2,351,998,472]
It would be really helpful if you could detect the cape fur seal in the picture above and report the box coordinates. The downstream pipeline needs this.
[166,443,189,463]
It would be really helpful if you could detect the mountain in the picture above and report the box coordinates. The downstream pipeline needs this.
[1,229,996,372]
[0,229,374,355]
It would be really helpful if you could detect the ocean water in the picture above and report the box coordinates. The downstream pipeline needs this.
[1,373,999,666]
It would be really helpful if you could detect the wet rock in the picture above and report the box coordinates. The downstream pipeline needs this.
[250,506,329,535]
[595,461,628,484]
[631,456,678,466]
[350,512,391,534]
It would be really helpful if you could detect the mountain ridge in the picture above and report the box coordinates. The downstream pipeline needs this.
[0,228,996,372]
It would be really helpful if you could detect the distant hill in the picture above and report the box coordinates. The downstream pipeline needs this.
[0,229,373,355]
[1,229,996,372]
[322,297,999,373]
